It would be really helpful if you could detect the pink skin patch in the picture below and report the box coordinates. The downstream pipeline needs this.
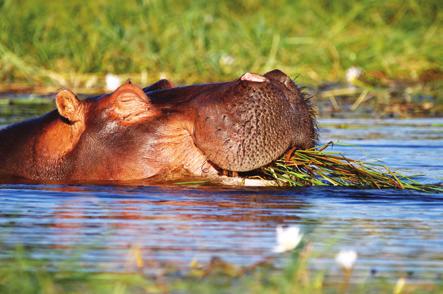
[240,72,268,82]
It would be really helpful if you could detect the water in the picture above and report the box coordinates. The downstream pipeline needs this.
[0,101,442,282]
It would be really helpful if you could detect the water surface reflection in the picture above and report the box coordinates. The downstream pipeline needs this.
[0,184,442,282]
[0,105,442,282]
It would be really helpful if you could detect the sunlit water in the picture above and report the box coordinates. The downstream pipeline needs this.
[0,101,442,282]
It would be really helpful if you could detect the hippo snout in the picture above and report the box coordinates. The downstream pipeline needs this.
[192,70,317,172]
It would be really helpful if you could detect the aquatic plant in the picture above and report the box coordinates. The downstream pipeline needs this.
[262,142,442,191]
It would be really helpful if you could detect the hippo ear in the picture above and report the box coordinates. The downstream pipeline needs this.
[56,89,84,123]
[111,81,158,124]
[143,79,175,92]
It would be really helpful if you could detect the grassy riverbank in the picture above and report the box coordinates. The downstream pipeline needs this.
[1,243,442,294]
[0,0,441,89]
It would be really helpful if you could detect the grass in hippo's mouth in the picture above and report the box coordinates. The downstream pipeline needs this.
[260,142,442,192]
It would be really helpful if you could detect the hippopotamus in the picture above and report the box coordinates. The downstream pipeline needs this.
[0,69,316,184]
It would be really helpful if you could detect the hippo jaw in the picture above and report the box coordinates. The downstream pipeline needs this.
[142,118,220,179]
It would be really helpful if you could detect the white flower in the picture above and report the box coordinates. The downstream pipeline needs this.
[105,73,121,91]
[220,54,235,66]
[345,66,362,83]
[273,225,303,253]
[394,277,406,294]
[335,250,357,270]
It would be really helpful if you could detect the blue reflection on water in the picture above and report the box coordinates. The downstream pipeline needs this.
[0,108,442,281]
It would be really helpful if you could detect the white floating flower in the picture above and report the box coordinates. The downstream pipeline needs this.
[345,66,362,83]
[335,249,358,270]
[273,225,303,253]
[105,73,121,91]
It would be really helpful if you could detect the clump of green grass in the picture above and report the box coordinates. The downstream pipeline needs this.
[262,142,442,191]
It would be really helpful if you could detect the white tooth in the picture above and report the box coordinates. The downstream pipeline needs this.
[240,72,268,82]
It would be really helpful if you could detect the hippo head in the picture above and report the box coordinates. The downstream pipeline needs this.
[191,69,317,172]
[0,70,316,183]
[59,70,316,179]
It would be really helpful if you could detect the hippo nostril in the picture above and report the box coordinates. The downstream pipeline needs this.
[284,78,295,89]
[240,72,268,83]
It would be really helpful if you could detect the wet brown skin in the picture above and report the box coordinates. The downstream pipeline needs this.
[0,69,316,183]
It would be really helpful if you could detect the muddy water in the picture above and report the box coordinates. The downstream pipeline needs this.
[0,101,442,282]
